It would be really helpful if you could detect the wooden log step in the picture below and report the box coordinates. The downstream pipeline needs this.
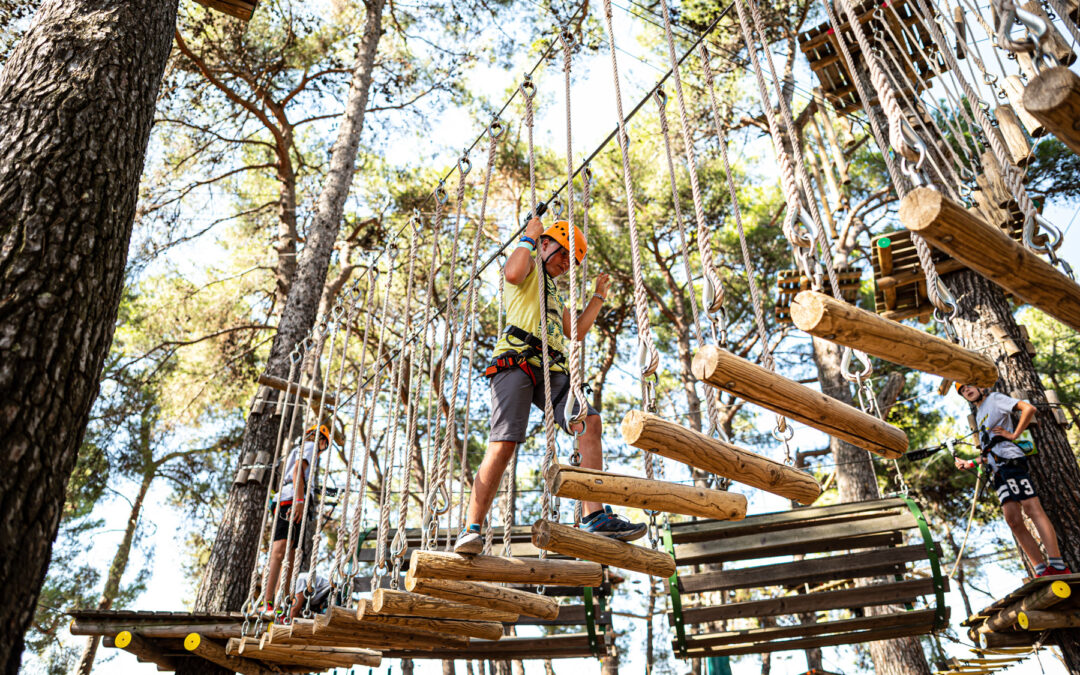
[620,411,822,504]
[314,604,472,644]
[407,550,603,587]
[984,579,1072,632]
[1024,66,1080,157]
[229,637,374,669]
[111,630,176,671]
[547,463,747,521]
[682,608,944,656]
[381,634,597,660]
[257,374,339,407]
[692,346,908,457]
[673,511,916,566]
[69,620,243,640]
[530,519,675,577]
[675,577,941,624]
[370,588,519,623]
[184,633,286,675]
[404,576,561,620]
[1018,608,1080,630]
[901,187,1080,332]
[296,614,467,649]
[790,290,999,387]
[354,599,504,640]
[682,608,940,650]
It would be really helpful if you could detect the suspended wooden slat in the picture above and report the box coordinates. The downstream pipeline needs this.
[402,577,561,620]
[900,187,1080,332]
[184,633,284,675]
[994,104,1033,166]
[531,519,676,577]
[1003,75,1046,137]
[381,633,600,660]
[691,346,909,457]
[1018,608,1080,630]
[257,374,340,406]
[354,598,504,640]
[369,588,520,623]
[230,637,373,669]
[194,0,258,21]
[68,619,243,640]
[295,614,466,649]
[407,550,604,587]
[620,411,822,504]
[547,463,747,521]
[1024,66,1080,157]
[790,290,999,386]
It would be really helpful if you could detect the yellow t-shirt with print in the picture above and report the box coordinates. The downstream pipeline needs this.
[492,266,567,373]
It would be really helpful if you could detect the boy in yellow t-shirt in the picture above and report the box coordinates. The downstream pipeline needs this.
[454,216,646,554]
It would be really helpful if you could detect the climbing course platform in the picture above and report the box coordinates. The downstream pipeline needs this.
[963,573,1080,648]
[774,266,860,324]
[193,0,258,20]
[799,0,942,114]
[664,498,949,657]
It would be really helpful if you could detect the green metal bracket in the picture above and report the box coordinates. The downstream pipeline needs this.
[663,522,687,657]
[904,496,948,629]
[584,586,599,658]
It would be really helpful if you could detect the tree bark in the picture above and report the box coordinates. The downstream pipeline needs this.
[185,0,385,655]
[0,0,177,672]
[443,659,457,675]
[945,269,1080,668]
[75,469,155,674]
[811,337,933,675]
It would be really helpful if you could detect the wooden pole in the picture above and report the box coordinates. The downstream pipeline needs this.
[620,410,822,502]
[790,290,999,386]
[1023,66,1080,157]
[184,633,275,675]
[530,519,676,577]
[984,579,1072,632]
[1018,609,1080,630]
[1004,75,1047,137]
[229,637,382,667]
[354,598,505,640]
[995,104,1033,167]
[298,612,468,649]
[900,187,1080,332]
[68,621,243,640]
[112,630,176,671]
[369,588,520,623]
[407,550,603,586]
[257,374,339,407]
[547,463,746,521]
[691,347,908,458]
[402,577,561,620]
[228,638,369,669]
[980,150,1015,209]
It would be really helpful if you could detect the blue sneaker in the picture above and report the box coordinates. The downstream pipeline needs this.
[581,506,647,542]
[453,523,483,556]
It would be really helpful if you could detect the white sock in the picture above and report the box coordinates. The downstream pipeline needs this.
[1035,562,1048,574]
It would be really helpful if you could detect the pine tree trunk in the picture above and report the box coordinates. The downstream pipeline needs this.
[443,659,456,675]
[0,0,176,672]
[184,4,385,669]
[402,658,415,675]
[811,337,933,675]
[543,659,555,675]
[945,269,1080,669]
[75,469,155,674]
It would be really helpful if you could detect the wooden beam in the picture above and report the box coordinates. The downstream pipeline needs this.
[408,550,603,586]
[257,374,339,407]
[875,258,966,290]
[296,613,467,649]
[984,579,1072,632]
[995,104,1033,167]
[381,634,597,660]
[1018,608,1080,630]
[692,346,908,458]
[1003,74,1047,137]
[676,578,941,624]
[111,630,176,671]
[1024,66,1080,157]
[620,410,821,503]
[547,463,747,521]
[184,633,275,675]
[353,599,504,640]
[531,519,676,577]
[193,0,257,20]
[901,187,1080,332]
[229,638,371,669]
[668,497,906,542]
[791,290,998,386]
[68,620,243,640]
[684,608,940,649]
[369,588,520,622]
[678,543,932,593]
[402,577,564,620]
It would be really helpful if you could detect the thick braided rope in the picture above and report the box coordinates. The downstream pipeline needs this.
[372,247,403,585]
[654,88,724,433]
[419,201,445,548]
[501,452,516,556]
[345,275,380,581]
[599,0,660,377]
[455,319,479,547]
[740,0,843,298]
[524,82,561,525]
[657,0,724,314]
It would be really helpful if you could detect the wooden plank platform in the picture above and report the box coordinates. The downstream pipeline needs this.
[775,266,860,324]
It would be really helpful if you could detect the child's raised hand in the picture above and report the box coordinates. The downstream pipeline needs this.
[594,273,611,299]
[955,457,971,470]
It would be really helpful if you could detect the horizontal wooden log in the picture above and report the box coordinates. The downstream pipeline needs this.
[184,633,273,675]
[530,519,675,577]
[369,588,519,623]
[112,630,176,671]
[684,608,939,649]
[875,258,966,290]
[548,463,746,521]
[676,578,941,624]
[354,599,504,640]
[985,579,1072,632]
[229,637,381,667]
[791,290,998,387]
[620,410,822,503]
[294,614,465,649]
[68,620,243,640]
[692,346,908,458]
[257,374,339,407]
[1018,608,1080,630]
[678,543,932,593]
[315,605,470,646]
[229,638,366,669]
[1024,66,1080,157]
[403,577,561,620]
[381,634,598,660]
[982,630,1036,649]
[512,603,612,626]
[901,187,1080,332]
[408,549,603,586]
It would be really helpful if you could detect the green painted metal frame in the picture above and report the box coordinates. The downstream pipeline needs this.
[663,523,688,657]
[903,496,949,629]
[584,586,599,657]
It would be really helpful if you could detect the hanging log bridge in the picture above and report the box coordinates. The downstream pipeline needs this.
[790,289,999,387]
[664,498,949,657]
[692,345,908,457]
[963,574,1080,647]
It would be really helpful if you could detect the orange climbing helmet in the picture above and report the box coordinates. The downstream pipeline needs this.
[543,220,587,263]
[306,424,332,445]
[955,382,975,395]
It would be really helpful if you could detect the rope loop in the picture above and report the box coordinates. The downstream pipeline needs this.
[457,151,472,176]
[488,118,505,139]
[654,87,667,106]
[520,73,536,100]
[435,180,449,205]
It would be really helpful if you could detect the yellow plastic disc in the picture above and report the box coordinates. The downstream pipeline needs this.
[1018,611,1030,630]
[184,633,201,651]
[115,631,132,648]
[1052,580,1071,599]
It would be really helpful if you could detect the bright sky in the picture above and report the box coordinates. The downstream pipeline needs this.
[28,0,1080,673]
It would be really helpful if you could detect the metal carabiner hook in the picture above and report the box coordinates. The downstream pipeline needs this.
[433,483,451,515]
[435,179,449,205]
[458,151,472,176]
[550,197,564,218]
[653,87,668,107]
[520,73,536,100]
[840,346,873,383]
[488,118,505,139]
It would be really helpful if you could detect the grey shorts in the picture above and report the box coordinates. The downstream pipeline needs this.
[489,366,599,442]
